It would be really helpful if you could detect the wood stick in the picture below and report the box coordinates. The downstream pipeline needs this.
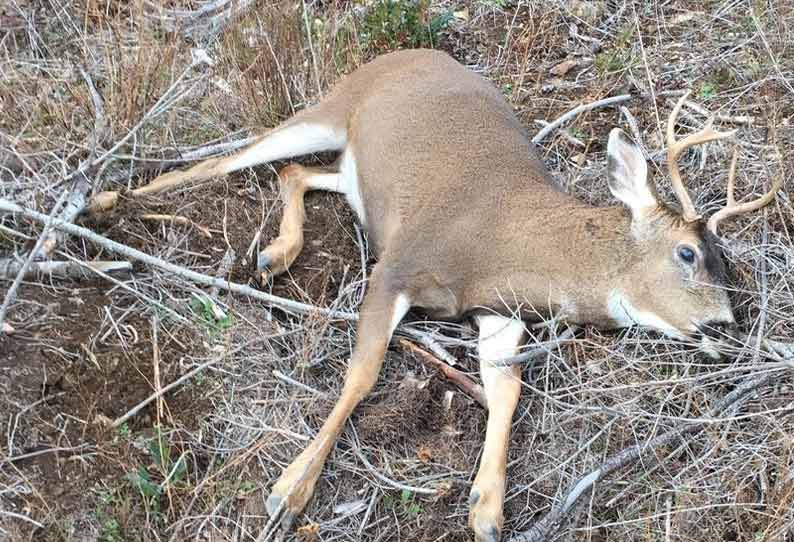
[0,259,131,279]
[140,213,212,238]
[399,339,487,409]
[532,94,633,145]
[0,191,67,334]
[112,356,219,429]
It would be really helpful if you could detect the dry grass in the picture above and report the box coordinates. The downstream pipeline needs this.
[1,1,793,541]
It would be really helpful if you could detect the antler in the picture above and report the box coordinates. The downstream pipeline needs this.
[706,147,783,235]
[666,91,736,222]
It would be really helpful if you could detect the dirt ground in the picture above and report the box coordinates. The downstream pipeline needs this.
[2,1,793,542]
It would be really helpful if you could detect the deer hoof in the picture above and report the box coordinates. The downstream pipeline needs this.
[469,487,503,542]
[264,455,321,534]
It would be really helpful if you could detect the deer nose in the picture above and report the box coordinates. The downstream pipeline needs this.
[698,319,737,339]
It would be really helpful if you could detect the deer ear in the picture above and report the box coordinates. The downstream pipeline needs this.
[607,128,656,217]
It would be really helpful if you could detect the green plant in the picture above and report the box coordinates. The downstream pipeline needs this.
[117,422,130,439]
[383,489,422,518]
[360,0,451,50]
[127,432,188,512]
[100,518,122,542]
[699,81,717,100]
[595,50,630,74]
[95,490,123,542]
[190,295,232,340]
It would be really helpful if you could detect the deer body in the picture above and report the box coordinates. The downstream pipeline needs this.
[90,49,780,541]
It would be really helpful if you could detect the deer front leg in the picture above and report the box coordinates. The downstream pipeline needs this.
[469,315,525,542]
[265,267,410,532]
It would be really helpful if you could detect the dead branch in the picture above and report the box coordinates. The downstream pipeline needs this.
[140,213,212,238]
[399,326,460,366]
[399,339,487,409]
[532,94,633,145]
[506,370,782,542]
[0,199,357,321]
[0,259,131,279]
[494,328,578,366]
[146,0,256,42]
[111,361,210,428]
[0,191,68,335]
[209,247,236,298]
[674,97,754,125]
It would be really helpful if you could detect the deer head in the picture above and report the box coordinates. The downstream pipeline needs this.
[603,92,781,344]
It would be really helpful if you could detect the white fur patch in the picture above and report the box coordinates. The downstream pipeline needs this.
[338,149,366,226]
[607,290,683,338]
[302,150,365,225]
[390,294,411,334]
[226,123,346,173]
[606,128,655,214]
[304,172,343,192]
[477,316,525,363]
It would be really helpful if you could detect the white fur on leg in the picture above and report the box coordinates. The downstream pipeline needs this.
[338,149,366,225]
[222,123,346,174]
[390,294,411,333]
[304,173,344,193]
[477,316,526,372]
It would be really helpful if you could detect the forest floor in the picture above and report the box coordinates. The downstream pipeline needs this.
[1,1,793,541]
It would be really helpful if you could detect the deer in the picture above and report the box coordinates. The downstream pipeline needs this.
[87,49,781,541]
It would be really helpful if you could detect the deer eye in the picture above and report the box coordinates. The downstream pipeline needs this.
[678,245,696,264]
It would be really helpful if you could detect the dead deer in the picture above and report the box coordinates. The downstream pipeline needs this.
[88,49,781,541]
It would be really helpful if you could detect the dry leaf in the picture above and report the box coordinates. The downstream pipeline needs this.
[297,523,320,542]
[417,446,433,463]
[550,60,577,77]
[671,11,701,25]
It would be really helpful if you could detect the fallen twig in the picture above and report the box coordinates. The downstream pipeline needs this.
[677,98,754,125]
[507,370,782,542]
[0,259,131,279]
[141,213,212,238]
[399,326,460,366]
[110,357,218,428]
[532,94,633,145]
[0,199,357,321]
[272,369,328,398]
[494,328,578,366]
[0,191,67,335]
[209,247,236,299]
[147,0,256,42]
[399,339,487,408]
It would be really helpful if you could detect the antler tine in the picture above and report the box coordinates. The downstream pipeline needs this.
[706,148,783,235]
[666,91,737,222]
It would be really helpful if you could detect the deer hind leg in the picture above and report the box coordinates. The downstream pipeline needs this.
[469,315,525,542]
[86,114,346,214]
[256,159,352,280]
[264,265,409,532]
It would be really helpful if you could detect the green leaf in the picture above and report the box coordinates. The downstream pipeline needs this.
[127,466,161,499]
[699,81,717,100]
[400,488,412,503]
[147,436,170,470]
